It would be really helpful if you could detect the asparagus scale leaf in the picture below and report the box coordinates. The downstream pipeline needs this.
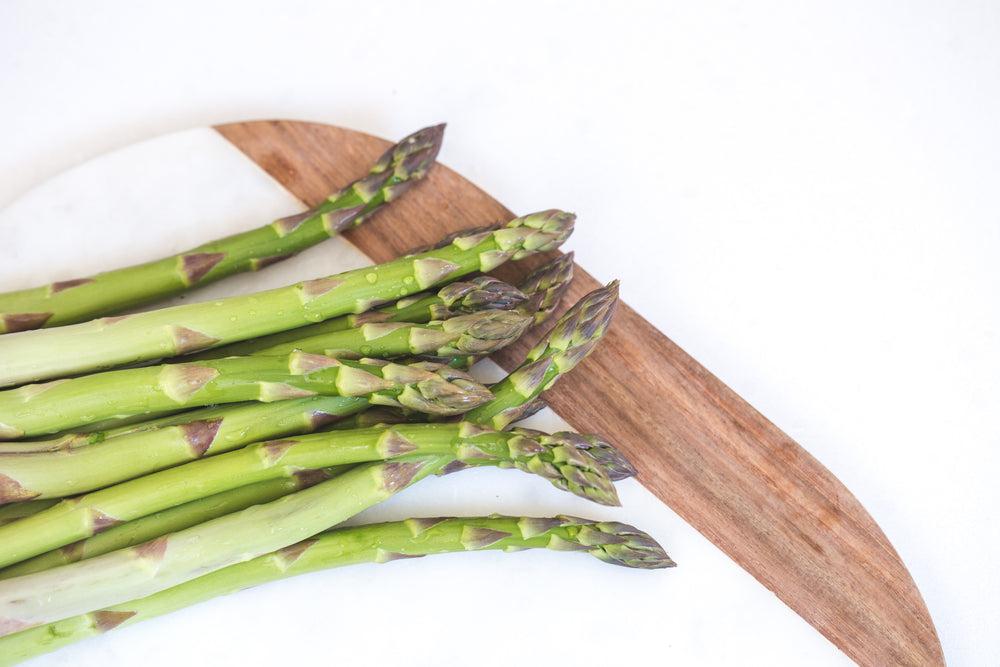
[0,124,445,334]
[0,515,672,665]
[0,210,575,388]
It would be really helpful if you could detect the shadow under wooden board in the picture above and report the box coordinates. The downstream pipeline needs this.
[215,120,944,667]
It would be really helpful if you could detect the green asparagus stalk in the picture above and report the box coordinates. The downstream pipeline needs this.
[244,309,532,360]
[0,456,449,635]
[0,353,493,439]
[195,253,572,365]
[0,125,445,335]
[0,428,621,634]
[188,275,528,360]
[1,385,421,500]
[0,422,620,569]
[0,401,330,457]
[0,515,672,665]
[463,280,620,430]
[0,362,489,502]
[0,210,574,388]
[0,467,351,579]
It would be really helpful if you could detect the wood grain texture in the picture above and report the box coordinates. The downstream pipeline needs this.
[215,120,944,666]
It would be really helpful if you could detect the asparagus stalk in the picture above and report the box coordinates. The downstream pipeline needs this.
[2,392,372,499]
[0,468,350,579]
[0,353,493,439]
[0,515,672,665]
[0,210,575,388]
[188,275,528,360]
[228,251,571,367]
[0,363,489,499]
[0,124,445,335]
[47,258,566,441]
[0,423,620,569]
[0,456,449,635]
[244,309,532,360]
[0,427,622,634]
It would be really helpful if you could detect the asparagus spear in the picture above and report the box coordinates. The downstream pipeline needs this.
[0,210,574,388]
[0,456,449,635]
[0,353,493,439]
[0,427,621,633]
[0,468,350,579]
[463,280,620,430]
[0,423,620,569]
[188,275,528,360]
[45,258,566,441]
[206,253,570,366]
[0,362,490,501]
[244,309,532,360]
[515,251,575,326]
[0,515,672,665]
[0,366,469,499]
[0,125,445,335]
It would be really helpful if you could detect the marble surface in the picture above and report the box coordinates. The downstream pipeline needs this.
[1,2,998,665]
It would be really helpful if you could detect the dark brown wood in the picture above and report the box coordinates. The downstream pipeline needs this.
[215,120,945,666]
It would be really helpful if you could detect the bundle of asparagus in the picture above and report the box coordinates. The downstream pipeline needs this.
[0,124,672,665]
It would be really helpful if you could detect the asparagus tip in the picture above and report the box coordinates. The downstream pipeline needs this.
[581,520,677,569]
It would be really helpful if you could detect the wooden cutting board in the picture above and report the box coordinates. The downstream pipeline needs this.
[215,120,944,666]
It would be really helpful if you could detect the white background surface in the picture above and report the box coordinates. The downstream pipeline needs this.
[0,2,997,665]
